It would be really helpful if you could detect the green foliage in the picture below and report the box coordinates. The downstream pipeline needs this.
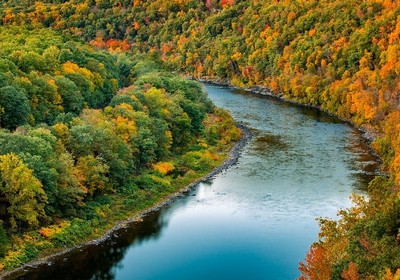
[0,25,123,126]
[0,153,47,233]
[0,19,242,270]
[0,86,30,130]
[2,0,400,278]
[0,222,9,258]
[181,150,219,172]
[52,218,94,247]
[0,2,253,273]
[54,76,84,115]
[2,242,40,270]
[0,128,61,215]
[76,155,110,197]
[134,173,171,191]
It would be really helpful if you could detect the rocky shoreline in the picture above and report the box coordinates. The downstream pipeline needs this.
[1,123,252,280]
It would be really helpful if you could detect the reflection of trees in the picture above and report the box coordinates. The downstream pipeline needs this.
[345,135,381,192]
[10,209,169,280]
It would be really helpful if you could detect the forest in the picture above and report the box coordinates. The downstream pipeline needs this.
[1,0,400,278]
[0,24,240,269]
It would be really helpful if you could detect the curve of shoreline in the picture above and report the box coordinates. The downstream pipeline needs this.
[195,78,384,176]
[1,123,253,280]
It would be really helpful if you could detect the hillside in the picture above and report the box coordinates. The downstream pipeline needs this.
[2,0,400,278]
[0,24,240,270]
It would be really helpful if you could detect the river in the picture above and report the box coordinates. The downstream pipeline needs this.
[8,83,379,280]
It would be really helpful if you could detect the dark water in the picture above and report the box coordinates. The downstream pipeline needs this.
[9,84,379,280]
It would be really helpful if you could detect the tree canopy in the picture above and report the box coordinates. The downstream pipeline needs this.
[1,0,400,277]
[0,23,240,268]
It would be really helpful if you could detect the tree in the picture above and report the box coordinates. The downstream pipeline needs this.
[0,221,9,257]
[0,129,59,215]
[54,151,85,216]
[0,153,47,232]
[0,86,30,130]
[76,155,110,197]
[68,124,132,187]
[299,244,331,280]
[54,76,84,115]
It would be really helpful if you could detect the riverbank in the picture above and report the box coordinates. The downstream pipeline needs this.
[0,123,252,279]
[192,77,384,175]
[198,80,395,280]
[196,77,377,139]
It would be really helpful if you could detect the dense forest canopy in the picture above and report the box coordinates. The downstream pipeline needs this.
[0,24,240,270]
[1,0,400,278]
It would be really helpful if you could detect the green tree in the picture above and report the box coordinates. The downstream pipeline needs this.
[0,86,30,130]
[0,153,47,232]
[68,124,132,187]
[55,151,85,216]
[0,129,62,216]
[54,76,84,115]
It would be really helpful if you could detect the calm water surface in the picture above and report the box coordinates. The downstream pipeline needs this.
[11,84,379,280]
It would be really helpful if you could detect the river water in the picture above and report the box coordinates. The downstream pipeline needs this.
[9,84,379,280]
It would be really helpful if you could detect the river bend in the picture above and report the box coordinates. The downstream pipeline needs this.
[9,84,379,280]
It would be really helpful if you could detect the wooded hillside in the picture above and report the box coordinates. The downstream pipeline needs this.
[2,0,400,278]
[0,24,240,269]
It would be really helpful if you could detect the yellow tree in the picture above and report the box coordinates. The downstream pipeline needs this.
[0,153,47,232]
[76,155,110,197]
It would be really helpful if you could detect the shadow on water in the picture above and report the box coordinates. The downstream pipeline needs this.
[252,132,290,156]
[351,173,378,191]
[255,134,289,149]
[230,87,342,125]
[298,107,342,124]
[345,132,382,192]
[7,209,171,280]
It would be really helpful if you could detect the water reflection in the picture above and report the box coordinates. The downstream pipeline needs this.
[254,133,290,152]
[9,209,170,280]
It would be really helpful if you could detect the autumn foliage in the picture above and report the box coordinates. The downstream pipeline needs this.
[0,23,240,269]
[299,244,331,280]
[153,162,175,175]
[2,0,400,277]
